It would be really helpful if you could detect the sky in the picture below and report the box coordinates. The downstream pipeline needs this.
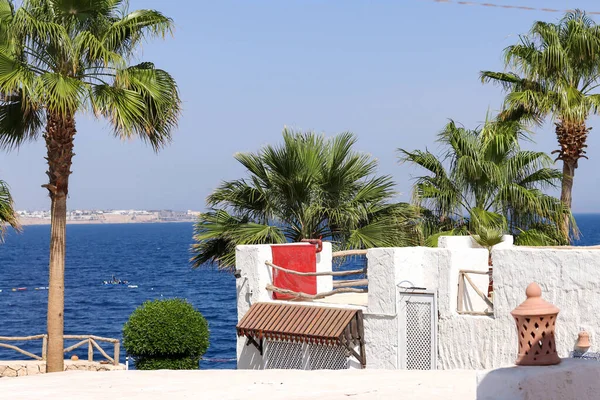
[2,0,600,212]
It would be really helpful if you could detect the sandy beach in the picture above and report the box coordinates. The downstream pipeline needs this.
[0,369,477,400]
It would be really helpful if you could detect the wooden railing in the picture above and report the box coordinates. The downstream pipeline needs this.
[457,269,493,316]
[332,249,368,258]
[64,335,120,366]
[265,249,368,299]
[332,249,368,289]
[0,335,47,361]
[0,335,120,366]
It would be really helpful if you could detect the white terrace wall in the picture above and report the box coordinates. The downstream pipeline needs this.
[235,239,600,371]
[364,245,489,369]
[365,241,600,370]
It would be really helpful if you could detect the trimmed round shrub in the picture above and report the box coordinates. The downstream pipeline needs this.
[123,298,209,370]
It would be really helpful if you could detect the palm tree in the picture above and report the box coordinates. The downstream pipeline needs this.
[471,225,504,299]
[0,0,181,372]
[481,10,600,235]
[192,129,420,270]
[0,179,19,236]
[398,119,573,246]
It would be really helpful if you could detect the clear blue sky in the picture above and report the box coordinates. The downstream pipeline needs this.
[2,0,600,212]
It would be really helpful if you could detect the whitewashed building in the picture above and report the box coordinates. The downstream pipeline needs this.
[235,238,600,371]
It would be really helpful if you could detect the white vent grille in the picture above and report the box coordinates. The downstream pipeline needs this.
[398,291,437,370]
[264,340,349,370]
[406,301,433,369]
[308,344,348,370]
[265,341,303,369]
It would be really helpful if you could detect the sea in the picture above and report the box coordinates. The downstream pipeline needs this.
[0,214,599,369]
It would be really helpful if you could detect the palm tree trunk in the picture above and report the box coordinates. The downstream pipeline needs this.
[560,161,575,233]
[44,113,76,373]
[555,120,589,240]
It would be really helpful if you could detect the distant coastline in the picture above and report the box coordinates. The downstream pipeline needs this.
[16,209,201,226]
[18,217,197,226]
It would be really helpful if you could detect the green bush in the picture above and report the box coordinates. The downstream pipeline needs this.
[123,298,209,370]
[134,357,200,370]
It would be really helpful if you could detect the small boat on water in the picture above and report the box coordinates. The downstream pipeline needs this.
[103,275,129,285]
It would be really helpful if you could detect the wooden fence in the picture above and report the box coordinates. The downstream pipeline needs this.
[0,335,120,366]
[457,269,494,316]
[0,335,47,361]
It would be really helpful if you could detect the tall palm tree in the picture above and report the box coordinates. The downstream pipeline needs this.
[192,129,420,270]
[0,179,19,236]
[399,119,573,246]
[0,0,181,372]
[481,10,600,235]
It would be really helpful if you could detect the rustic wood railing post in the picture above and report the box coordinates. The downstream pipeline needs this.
[42,335,48,361]
[457,271,465,312]
[463,273,494,309]
[88,338,93,362]
[113,341,120,366]
[456,270,494,316]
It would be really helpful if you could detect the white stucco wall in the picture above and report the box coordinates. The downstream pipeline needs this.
[364,240,600,370]
[476,358,600,400]
[235,245,273,369]
[424,246,600,369]
[438,235,513,249]
[489,247,600,366]
[236,238,600,371]
[315,242,333,293]
[363,248,399,369]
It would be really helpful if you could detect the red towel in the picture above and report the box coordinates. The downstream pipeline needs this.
[271,244,317,300]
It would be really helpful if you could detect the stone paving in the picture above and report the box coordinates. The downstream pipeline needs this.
[0,360,125,377]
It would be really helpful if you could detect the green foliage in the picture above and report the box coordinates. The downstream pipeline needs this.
[192,129,421,270]
[481,10,600,236]
[399,118,574,246]
[481,10,600,127]
[134,357,200,370]
[0,0,181,151]
[472,225,505,252]
[514,223,570,246]
[123,299,209,370]
[0,179,19,239]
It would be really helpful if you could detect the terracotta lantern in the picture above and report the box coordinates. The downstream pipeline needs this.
[576,331,591,351]
[510,282,560,366]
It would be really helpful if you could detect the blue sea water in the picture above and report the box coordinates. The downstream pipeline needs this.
[0,223,237,369]
[0,215,599,369]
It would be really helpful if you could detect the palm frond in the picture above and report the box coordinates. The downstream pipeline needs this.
[103,9,173,55]
[192,130,417,269]
[191,209,285,270]
[0,89,43,150]
[483,10,600,126]
[472,225,505,250]
[401,118,571,245]
[0,179,20,239]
